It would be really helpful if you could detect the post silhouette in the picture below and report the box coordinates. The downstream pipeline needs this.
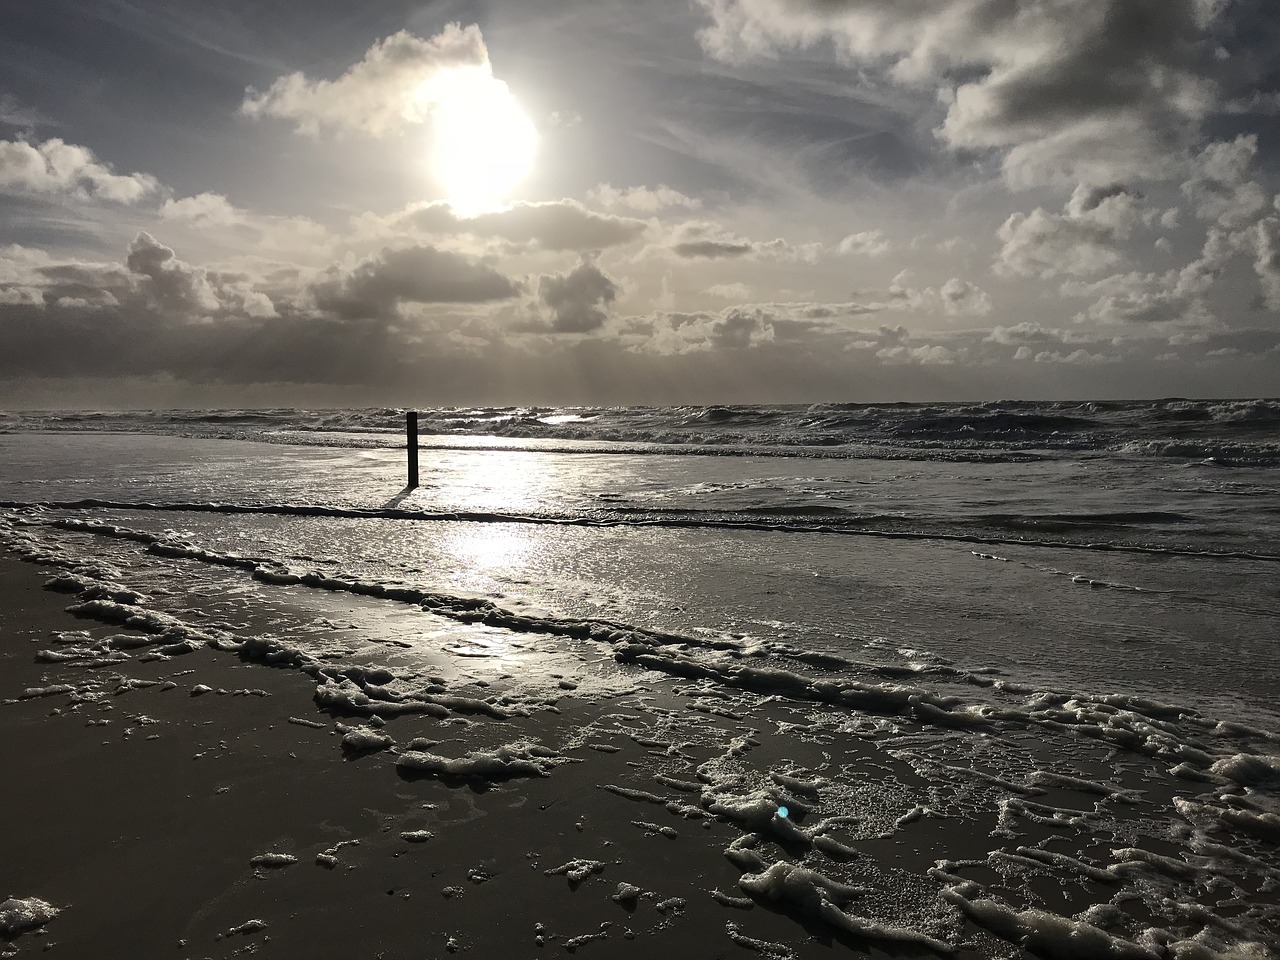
[406,411,419,488]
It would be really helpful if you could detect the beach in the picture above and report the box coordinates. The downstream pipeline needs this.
[2,404,1279,959]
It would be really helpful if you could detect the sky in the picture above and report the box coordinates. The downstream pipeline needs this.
[1,0,1279,407]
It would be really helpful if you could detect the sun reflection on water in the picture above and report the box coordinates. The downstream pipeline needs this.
[433,452,552,581]
[444,524,536,572]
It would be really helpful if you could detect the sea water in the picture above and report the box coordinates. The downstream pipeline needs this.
[1,400,1278,957]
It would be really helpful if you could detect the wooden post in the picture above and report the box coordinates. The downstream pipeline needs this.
[406,411,419,488]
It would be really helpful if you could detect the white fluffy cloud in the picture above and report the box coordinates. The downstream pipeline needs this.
[855,325,960,364]
[940,277,992,316]
[996,184,1144,278]
[1180,135,1269,229]
[241,25,491,136]
[695,0,1229,186]
[0,138,158,203]
[160,193,242,226]
[638,307,777,354]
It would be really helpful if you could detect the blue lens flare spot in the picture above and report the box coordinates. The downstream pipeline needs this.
[776,805,789,819]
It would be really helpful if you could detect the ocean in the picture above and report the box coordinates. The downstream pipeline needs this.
[2,399,1278,957]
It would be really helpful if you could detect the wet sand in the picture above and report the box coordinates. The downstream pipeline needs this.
[0,551,859,959]
[4,534,1277,960]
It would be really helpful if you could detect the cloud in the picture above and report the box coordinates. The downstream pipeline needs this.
[588,183,702,212]
[125,232,222,315]
[695,0,1231,186]
[0,285,43,306]
[4,233,228,321]
[535,259,618,333]
[984,322,1104,348]
[665,221,821,261]
[837,230,890,256]
[879,343,958,365]
[868,324,961,364]
[0,138,159,203]
[996,184,1143,278]
[1252,217,1280,309]
[846,270,993,318]
[668,221,754,259]
[13,232,283,323]
[159,192,336,258]
[705,282,752,299]
[7,230,1274,399]
[1180,135,1268,229]
[939,277,992,316]
[985,322,1059,345]
[632,307,778,354]
[369,200,648,252]
[1057,224,1249,329]
[0,235,315,377]
[0,236,520,386]
[241,24,490,137]
[869,322,1130,367]
[160,192,242,226]
[846,325,947,363]
[1030,348,1117,365]
[0,95,54,129]
[311,245,520,320]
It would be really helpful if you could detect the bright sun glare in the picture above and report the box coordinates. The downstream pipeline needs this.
[425,67,537,216]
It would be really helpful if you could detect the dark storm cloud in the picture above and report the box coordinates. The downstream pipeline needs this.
[310,244,520,320]
[536,259,618,333]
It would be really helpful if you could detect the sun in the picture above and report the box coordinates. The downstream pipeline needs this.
[425,67,537,216]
